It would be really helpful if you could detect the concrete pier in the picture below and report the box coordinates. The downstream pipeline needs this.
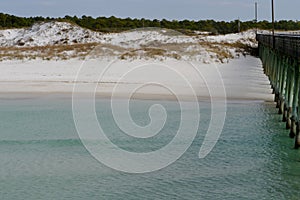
[257,34,300,148]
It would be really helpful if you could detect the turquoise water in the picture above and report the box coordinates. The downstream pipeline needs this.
[1,97,300,199]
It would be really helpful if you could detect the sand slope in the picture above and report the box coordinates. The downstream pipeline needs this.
[0,56,272,101]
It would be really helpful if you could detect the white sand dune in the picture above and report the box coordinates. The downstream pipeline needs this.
[0,21,256,48]
[0,22,272,101]
[0,22,257,64]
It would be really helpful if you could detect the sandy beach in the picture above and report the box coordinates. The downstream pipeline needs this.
[0,56,273,102]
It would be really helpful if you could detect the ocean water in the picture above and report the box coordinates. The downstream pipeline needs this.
[1,96,300,200]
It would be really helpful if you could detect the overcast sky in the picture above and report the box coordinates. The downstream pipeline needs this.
[0,0,299,21]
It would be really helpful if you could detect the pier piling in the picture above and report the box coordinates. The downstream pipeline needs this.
[257,34,300,148]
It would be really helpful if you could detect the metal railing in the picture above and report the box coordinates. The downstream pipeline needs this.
[256,34,300,60]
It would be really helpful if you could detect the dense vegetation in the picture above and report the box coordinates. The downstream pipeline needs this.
[1,13,300,34]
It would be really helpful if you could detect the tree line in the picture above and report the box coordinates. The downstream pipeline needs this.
[1,13,300,34]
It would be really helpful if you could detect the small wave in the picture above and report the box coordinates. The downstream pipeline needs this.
[0,138,82,147]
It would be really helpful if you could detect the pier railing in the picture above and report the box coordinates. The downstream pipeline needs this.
[256,34,300,60]
[256,33,300,149]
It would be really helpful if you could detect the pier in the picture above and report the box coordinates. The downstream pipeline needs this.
[256,33,300,148]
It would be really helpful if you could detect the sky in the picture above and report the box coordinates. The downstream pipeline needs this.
[0,0,299,21]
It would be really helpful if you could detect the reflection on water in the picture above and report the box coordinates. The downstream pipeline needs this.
[0,98,300,199]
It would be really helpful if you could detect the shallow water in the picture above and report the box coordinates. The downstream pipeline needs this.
[0,97,300,199]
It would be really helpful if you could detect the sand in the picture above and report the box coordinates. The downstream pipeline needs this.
[0,56,273,102]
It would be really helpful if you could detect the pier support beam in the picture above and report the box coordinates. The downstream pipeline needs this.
[287,107,292,131]
[295,123,300,149]
[290,118,297,138]
[282,103,287,122]
[281,58,288,121]
[287,66,295,131]
[278,97,284,115]
[277,57,285,114]
[290,62,300,138]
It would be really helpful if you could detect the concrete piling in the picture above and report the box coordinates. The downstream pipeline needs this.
[257,34,300,149]
[282,103,287,122]
[295,122,300,149]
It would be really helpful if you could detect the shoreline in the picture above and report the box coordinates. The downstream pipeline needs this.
[0,91,274,103]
